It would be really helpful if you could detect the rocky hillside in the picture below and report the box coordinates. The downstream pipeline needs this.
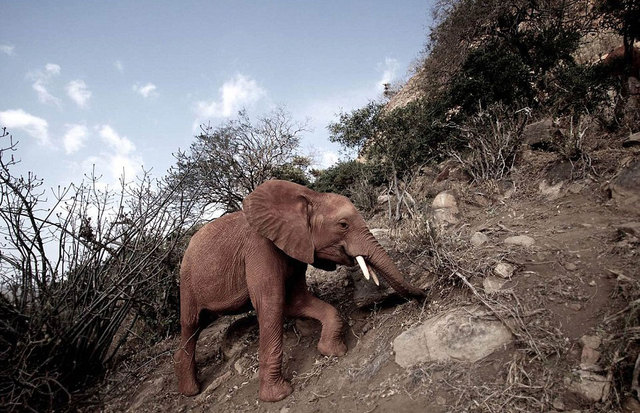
[88,130,640,411]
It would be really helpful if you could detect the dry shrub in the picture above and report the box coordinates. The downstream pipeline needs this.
[390,211,570,411]
[0,129,201,411]
[450,104,531,182]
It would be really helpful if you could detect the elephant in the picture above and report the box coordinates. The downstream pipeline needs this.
[174,179,425,402]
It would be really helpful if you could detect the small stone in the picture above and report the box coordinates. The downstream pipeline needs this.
[567,303,582,311]
[280,407,291,413]
[432,191,460,225]
[504,235,535,247]
[540,180,564,199]
[623,131,640,148]
[580,335,601,349]
[435,396,446,405]
[552,397,565,411]
[432,192,457,209]
[564,262,578,271]
[567,182,586,194]
[484,276,507,294]
[568,371,609,401]
[470,231,489,247]
[580,346,601,368]
[589,280,596,286]
[234,360,244,375]
[618,222,640,238]
[494,263,515,279]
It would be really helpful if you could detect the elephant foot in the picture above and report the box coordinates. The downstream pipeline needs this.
[318,337,347,357]
[259,378,293,402]
[177,378,200,396]
[174,356,200,396]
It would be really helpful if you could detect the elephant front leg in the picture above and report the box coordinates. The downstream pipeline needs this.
[247,272,293,401]
[255,307,293,401]
[286,276,347,357]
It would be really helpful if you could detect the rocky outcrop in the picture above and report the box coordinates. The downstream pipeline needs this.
[393,306,513,368]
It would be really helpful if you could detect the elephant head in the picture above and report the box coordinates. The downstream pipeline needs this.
[243,180,425,299]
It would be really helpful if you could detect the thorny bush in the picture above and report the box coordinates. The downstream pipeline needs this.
[0,128,201,411]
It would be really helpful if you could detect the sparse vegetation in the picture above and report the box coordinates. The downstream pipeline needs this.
[2,0,640,411]
[172,107,311,213]
[0,128,204,411]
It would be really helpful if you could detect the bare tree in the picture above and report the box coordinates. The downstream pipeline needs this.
[172,107,310,213]
[0,127,201,411]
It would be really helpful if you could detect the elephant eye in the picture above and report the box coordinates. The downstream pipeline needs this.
[338,221,349,230]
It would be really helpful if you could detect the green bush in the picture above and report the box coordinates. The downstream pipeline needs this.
[547,63,614,115]
[448,43,533,112]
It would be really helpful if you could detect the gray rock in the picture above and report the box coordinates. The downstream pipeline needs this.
[623,131,640,148]
[393,306,513,368]
[432,191,457,209]
[504,235,535,247]
[580,347,601,370]
[470,231,489,247]
[617,222,640,238]
[522,118,556,148]
[483,276,507,294]
[540,179,564,200]
[568,371,609,401]
[580,335,601,349]
[610,159,640,215]
[564,262,578,271]
[494,263,515,279]
[567,181,586,194]
[432,191,460,225]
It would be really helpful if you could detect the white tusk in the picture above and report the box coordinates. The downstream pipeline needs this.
[355,256,370,280]
[369,267,380,286]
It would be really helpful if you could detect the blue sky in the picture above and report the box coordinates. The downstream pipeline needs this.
[1,1,431,189]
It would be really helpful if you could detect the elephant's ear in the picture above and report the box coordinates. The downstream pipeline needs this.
[243,180,315,264]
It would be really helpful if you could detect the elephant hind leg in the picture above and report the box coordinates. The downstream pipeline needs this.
[174,305,208,396]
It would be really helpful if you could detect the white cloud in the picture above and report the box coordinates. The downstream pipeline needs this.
[74,125,142,185]
[45,63,61,75]
[0,109,50,145]
[97,124,135,154]
[114,60,124,73]
[1,44,15,56]
[66,80,91,108]
[377,57,399,93]
[28,63,62,107]
[63,124,88,154]
[108,153,143,182]
[133,82,157,98]
[195,74,266,119]
[321,151,339,168]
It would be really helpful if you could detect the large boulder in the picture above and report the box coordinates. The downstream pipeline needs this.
[522,118,557,149]
[393,306,513,368]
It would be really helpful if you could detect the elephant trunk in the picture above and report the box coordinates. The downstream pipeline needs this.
[352,230,425,299]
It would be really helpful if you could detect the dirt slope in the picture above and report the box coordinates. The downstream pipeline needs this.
[90,151,640,413]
